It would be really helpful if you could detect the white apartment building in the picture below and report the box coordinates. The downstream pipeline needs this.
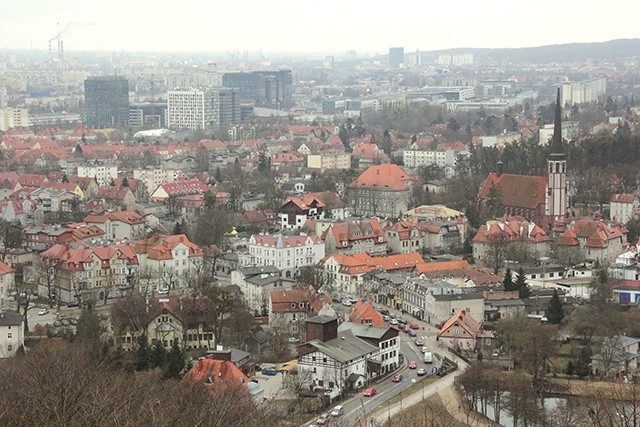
[0,312,24,358]
[77,160,118,186]
[0,262,15,308]
[0,108,28,131]
[561,77,607,106]
[307,152,351,170]
[248,234,325,279]
[403,149,455,169]
[167,88,240,131]
[133,168,178,194]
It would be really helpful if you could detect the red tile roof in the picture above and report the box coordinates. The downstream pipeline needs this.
[478,173,547,210]
[349,300,386,326]
[349,164,411,191]
[182,357,250,394]
[611,193,637,204]
[437,309,481,340]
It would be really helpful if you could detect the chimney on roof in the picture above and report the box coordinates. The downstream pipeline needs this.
[496,161,503,177]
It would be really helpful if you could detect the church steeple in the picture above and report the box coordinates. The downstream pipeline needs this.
[551,86,563,153]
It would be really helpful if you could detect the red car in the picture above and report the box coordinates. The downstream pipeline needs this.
[391,374,403,382]
[409,360,417,369]
[409,323,419,330]
[363,387,377,397]
[401,325,410,333]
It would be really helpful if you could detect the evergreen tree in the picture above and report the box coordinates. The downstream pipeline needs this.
[109,178,116,187]
[61,174,69,183]
[503,268,514,291]
[121,176,129,187]
[545,289,565,324]
[165,341,185,379]
[215,166,223,183]
[149,342,166,369]
[173,221,184,235]
[575,345,592,378]
[135,335,150,371]
[515,267,530,298]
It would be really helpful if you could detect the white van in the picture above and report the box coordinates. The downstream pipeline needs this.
[423,351,433,363]
[330,405,344,417]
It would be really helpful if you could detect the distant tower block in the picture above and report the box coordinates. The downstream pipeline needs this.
[389,47,404,68]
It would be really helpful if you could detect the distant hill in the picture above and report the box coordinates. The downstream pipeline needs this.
[421,39,640,64]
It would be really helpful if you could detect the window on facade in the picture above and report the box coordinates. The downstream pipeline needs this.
[323,357,327,363]
[7,333,12,339]
[7,344,12,353]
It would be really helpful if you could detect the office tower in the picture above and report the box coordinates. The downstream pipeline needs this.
[84,76,129,128]
[389,47,404,68]
[167,87,240,131]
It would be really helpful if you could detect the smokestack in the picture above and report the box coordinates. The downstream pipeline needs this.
[59,40,64,64]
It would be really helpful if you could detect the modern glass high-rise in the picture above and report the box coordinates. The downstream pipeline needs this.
[84,76,129,128]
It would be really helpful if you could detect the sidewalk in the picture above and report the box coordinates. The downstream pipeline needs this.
[437,384,501,427]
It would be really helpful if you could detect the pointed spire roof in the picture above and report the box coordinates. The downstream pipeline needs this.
[551,87,563,154]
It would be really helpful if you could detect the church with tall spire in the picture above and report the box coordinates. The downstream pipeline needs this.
[478,87,569,231]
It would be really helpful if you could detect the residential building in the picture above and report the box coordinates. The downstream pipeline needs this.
[279,195,325,229]
[388,47,404,68]
[84,210,146,241]
[133,168,178,195]
[339,322,400,376]
[248,234,325,278]
[401,278,460,322]
[428,292,485,325]
[591,335,639,378]
[556,218,626,266]
[0,312,24,358]
[348,300,386,326]
[322,219,387,257]
[561,77,607,106]
[472,218,551,266]
[133,234,204,292]
[482,291,526,321]
[385,221,423,254]
[610,193,640,224]
[84,76,129,128]
[0,107,28,131]
[347,164,413,218]
[0,262,15,306]
[167,88,240,131]
[268,287,333,334]
[437,309,492,352]
[77,160,118,186]
[362,271,406,308]
[30,187,78,214]
[150,179,209,202]
[94,186,136,209]
[298,324,380,400]
[230,265,290,315]
[39,243,139,304]
[403,148,456,169]
[307,151,351,170]
[402,204,467,226]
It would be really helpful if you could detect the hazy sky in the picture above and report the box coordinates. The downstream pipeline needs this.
[2,0,640,54]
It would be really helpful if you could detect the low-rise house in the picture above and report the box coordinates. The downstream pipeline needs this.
[418,220,466,252]
[150,179,209,202]
[338,321,400,376]
[0,312,24,358]
[31,187,78,213]
[437,309,492,352]
[85,210,146,241]
[384,221,423,254]
[557,218,626,267]
[231,265,292,315]
[591,335,640,378]
[428,292,485,326]
[610,193,640,224]
[268,287,333,334]
[348,300,386,326]
[401,278,461,322]
[362,271,406,308]
[482,290,525,321]
[248,233,325,279]
[279,195,325,229]
[95,186,137,209]
[0,262,15,307]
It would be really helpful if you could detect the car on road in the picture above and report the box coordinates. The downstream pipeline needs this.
[401,324,410,333]
[261,368,278,376]
[316,413,330,425]
[363,387,377,397]
[408,360,417,369]
[379,308,390,316]
[330,405,344,417]
[421,346,429,353]
[415,339,424,346]
[408,330,417,337]
[38,309,49,316]
[409,323,419,329]
[397,318,407,324]
[417,368,427,376]
[391,374,403,382]
[389,319,399,325]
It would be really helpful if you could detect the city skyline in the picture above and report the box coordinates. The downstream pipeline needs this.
[2,0,640,54]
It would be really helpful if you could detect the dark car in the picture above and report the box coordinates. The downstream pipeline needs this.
[262,368,278,376]
[397,318,408,325]
[408,330,417,337]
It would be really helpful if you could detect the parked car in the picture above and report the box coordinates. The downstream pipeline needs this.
[158,288,169,295]
[397,318,408,324]
[409,360,417,369]
[389,319,399,325]
[421,346,429,353]
[391,374,403,382]
[330,405,344,417]
[408,330,417,337]
[38,309,49,316]
[417,368,427,376]
[379,308,390,316]
[415,339,424,346]
[262,368,278,376]
[409,323,419,330]
[401,325,410,333]
[316,413,330,425]
[363,387,377,397]
[424,352,433,363]
[288,337,301,343]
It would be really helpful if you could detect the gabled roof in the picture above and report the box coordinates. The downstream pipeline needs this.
[281,194,325,211]
[415,259,470,274]
[437,309,482,339]
[611,193,637,204]
[478,173,547,209]
[304,329,378,363]
[134,234,203,259]
[182,357,250,394]
[348,300,386,326]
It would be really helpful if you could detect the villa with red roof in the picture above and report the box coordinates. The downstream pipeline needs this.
[279,195,325,229]
[347,164,413,218]
[150,179,209,202]
[437,309,492,351]
[348,300,386,326]
[39,243,139,303]
[133,234,203,291]
[556,218,626,266]
[248,233,325,278]
[610,193,640,224]
[268,287,334,333]
[84,210,146,241]
[472,217,552,267]
[322,219,388,257]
